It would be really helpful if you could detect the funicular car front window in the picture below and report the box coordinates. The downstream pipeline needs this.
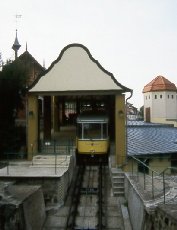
[102,123,107,138]
[83,123,101,139]
[78,124,82,139]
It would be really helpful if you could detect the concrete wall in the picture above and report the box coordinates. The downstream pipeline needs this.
[0,156,75,229]
[124,174,146,230]
[0,185,46,230]
[153,205,177,229]
[149,157,171,174]
[3,156,75,208]
[124,173,177,230]
[124,159,138,173]
[23,187,46,230]
[125,157,171,175]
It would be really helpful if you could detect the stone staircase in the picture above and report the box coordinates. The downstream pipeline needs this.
[110,168,125,196]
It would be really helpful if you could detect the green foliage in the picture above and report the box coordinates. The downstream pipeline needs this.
[0,59,29,156]
[139,105,144,119]
[0,52,2,68]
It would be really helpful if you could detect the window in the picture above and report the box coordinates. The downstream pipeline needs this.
[138,158,149,174]
[78,122,108,140]
[83,123,101,139]
[160,95,162,99]
[172,95,174,99]
[77,124,83,139]
[168,95,169,99]
[155,95,157,99]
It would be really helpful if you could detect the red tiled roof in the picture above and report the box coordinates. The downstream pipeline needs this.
[143,75,177,93]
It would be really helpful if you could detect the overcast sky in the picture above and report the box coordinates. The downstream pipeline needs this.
[1,0,177,109]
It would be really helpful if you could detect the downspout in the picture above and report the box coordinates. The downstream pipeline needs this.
[125,90,133,165]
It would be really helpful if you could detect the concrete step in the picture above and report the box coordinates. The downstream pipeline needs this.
[113,191,124,196]
[113,185,124,189]
[112,177,124,182]
[110,167,125,196]
[112,172,124,176]
[113,188,124,193]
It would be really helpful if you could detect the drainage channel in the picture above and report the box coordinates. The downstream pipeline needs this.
[65,164,104,230]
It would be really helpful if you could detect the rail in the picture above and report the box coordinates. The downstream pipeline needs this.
[129,155,177,204]
[65,166,85,230]
[98,164,103,230]
[65,165,104,229]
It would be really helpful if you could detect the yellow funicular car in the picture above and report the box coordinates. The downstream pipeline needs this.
[76,114,109,164]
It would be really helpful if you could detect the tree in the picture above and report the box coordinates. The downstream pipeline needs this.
[139,105,144,120]
[0,52,3,70]
[0,59,29,155]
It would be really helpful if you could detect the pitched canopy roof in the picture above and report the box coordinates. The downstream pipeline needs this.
[29,44,131,95]
[143,75,177,93]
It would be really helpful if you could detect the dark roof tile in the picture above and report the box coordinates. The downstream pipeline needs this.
[127,121,177,156]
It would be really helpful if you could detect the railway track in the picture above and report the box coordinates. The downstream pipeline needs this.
[65,164,105,230]
[44,164,125,230]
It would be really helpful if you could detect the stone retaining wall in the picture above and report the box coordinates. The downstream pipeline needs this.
[153,205,177,230]
[0,185,46,230]
[0,155,75,229]
[124,174,146,230]
[18,155,75,207]
[124,174,177,230]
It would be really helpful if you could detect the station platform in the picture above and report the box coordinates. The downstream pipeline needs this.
[0,155,71,178]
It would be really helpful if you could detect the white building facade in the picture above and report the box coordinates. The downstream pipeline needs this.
[143,76,177,126]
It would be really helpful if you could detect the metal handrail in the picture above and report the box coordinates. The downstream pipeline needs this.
[1,138,74,176]
[129,155,177,204]
[130,155,159,175]
[159,166,177,175]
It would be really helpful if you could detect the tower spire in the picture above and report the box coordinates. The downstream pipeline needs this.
[43,59,46,69]
[12,29,21,59]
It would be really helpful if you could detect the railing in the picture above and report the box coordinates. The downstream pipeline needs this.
[39,139,75,155]
[0,138,75,176]
[128,155,177,204]
[0,154,72,176]
[28,138,75,160]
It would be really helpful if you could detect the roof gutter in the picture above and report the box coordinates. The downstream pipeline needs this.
[124,90,133,166]
[116,89,133,168]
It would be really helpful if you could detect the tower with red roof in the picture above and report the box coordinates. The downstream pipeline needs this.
[143,75,177,125]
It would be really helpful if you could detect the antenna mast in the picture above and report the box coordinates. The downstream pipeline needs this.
[12,14,22,59]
